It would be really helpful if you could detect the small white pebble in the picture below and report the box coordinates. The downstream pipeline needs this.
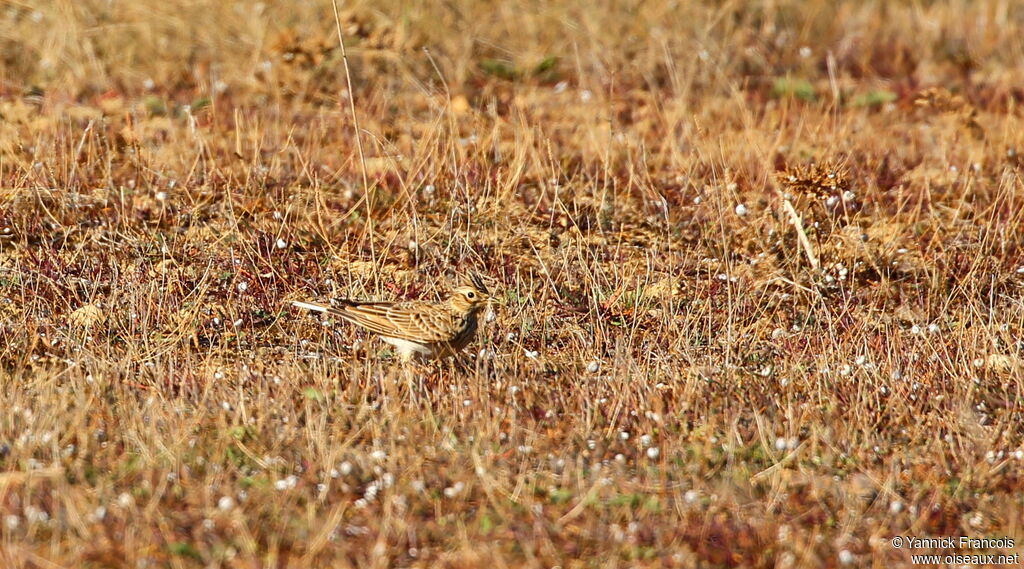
[217,496,235,511]
[586,361,600,373]
[117,493,134,508]
[275,238,287,249]
[443,481,465,498]
[646,447,660,459]
[274,475,298,491]
[4,514,20,530]
[524,349,538,359]
[838,550,855,565]
[735,203,748,216]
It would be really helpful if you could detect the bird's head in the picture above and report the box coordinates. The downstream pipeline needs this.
[449,273,494,313]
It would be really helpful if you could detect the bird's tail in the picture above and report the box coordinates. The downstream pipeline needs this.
[292,300,330,313]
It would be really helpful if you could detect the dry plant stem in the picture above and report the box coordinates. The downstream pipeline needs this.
[780,193,820,271]
[332,0,374,272]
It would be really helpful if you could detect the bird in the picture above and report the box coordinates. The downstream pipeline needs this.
[292,273,494,361]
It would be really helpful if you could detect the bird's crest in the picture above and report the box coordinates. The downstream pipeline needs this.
[459,272,489,296]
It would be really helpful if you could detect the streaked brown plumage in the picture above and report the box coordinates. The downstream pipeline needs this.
[292,274,493,361]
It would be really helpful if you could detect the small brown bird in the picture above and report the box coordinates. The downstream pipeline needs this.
[292,274,494,361]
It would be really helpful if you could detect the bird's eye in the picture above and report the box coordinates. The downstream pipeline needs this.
[466,291,476,299]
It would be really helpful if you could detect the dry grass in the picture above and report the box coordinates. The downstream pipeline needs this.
[1,1,1024,567]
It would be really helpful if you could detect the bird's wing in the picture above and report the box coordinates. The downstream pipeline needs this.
[330,301,456,343]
